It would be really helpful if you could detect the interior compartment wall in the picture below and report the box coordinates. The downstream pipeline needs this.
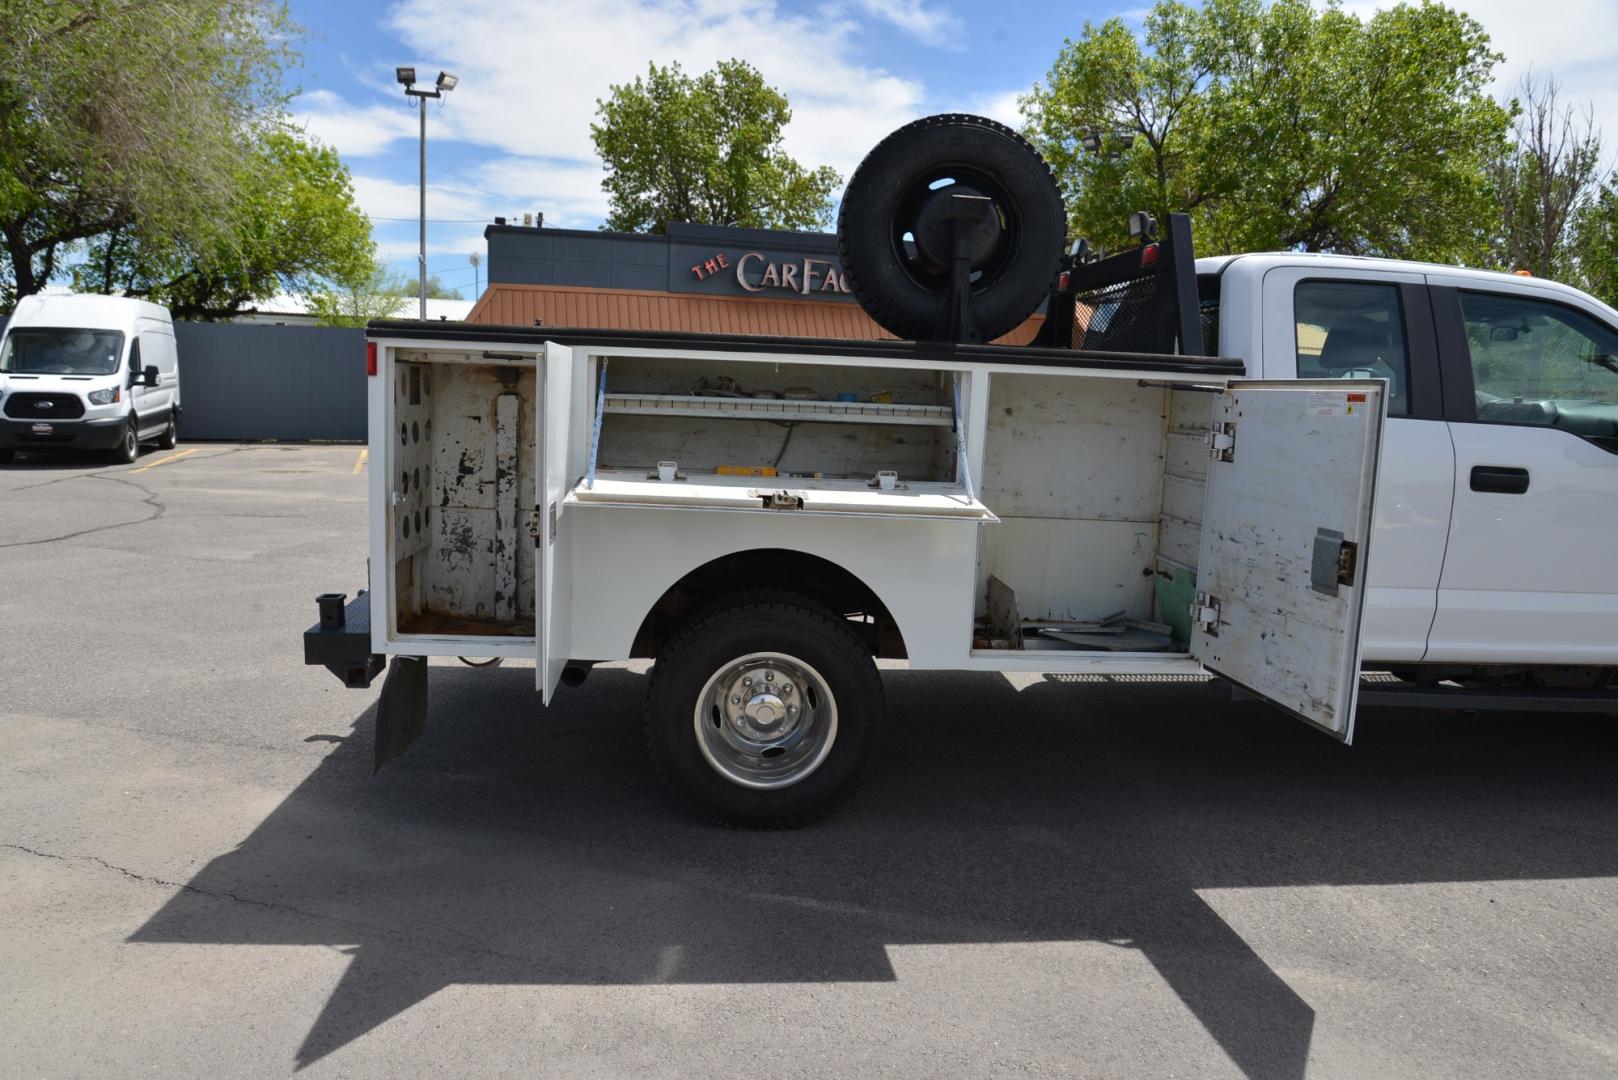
[598,355,955,480]
[1154,388,1211,640]
[974,374,1167,622]
[412,361,539,626]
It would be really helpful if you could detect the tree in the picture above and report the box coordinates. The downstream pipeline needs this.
[1487,74,1605,280]
[0,1,294,305]
[74,130,374,320]
[308,261,412,328]
[591,60,841,234]
[1020,0,1509,261]
[1571,182,1618,308]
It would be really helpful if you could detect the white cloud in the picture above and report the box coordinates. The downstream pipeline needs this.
[349,174,492,223]
[289,89,420,158]
[382,0,925,183]
[853,0,964,47]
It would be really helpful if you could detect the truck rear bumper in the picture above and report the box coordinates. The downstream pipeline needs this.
[304,591,385,688]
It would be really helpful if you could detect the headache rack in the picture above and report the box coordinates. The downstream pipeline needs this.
[1033,212,1204,358]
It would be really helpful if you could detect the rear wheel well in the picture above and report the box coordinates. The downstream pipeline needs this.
[630,549,907,660]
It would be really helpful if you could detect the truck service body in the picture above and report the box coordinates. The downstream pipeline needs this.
[305,115,1618,824]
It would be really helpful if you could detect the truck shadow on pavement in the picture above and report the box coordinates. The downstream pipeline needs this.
[130,667,1618,1077]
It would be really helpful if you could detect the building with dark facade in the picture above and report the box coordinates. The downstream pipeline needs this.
[467,220,1043,343]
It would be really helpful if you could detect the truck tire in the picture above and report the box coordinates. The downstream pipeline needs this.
[157,413,178,450]
[645,590,883,827]
[111,415,140,464]
[837,113,1065,342]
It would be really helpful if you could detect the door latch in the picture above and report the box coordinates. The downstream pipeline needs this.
[1207,423,1236,462]
[759,490,804,511]
[1191,593,1221,634]
[1310,529,1358,595]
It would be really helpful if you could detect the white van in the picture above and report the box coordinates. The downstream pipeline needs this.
[0,294,180,464]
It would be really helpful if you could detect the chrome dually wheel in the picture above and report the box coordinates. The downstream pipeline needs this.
[694,652,838,790]
[645,590,884,827]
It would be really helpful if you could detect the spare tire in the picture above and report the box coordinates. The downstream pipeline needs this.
[837,114,1065,342]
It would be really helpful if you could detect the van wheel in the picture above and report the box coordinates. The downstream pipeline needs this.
[111,416,140,464]
[157,414,178,450]
[645,590,883,828]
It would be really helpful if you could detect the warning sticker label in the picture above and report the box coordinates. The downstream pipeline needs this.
[1306,391,1357,416]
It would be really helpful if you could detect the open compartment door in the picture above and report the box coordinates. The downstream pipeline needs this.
[1190,380,1385,740]
[536,341,578,703]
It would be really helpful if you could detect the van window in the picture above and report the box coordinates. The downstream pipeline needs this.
[0,328,126,376]
[1294,281,1410,416]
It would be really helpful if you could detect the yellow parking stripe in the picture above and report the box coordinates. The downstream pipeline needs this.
[131,447,199,473]
[352,447,368,475]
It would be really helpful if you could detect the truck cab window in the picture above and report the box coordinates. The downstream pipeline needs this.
[1294,281,1411,416]
[1459,290,1618,447]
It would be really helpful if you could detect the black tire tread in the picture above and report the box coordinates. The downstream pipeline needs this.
[644,588,883,829]
[837,113,1064,342]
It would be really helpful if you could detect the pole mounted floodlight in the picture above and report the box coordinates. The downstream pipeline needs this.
[400,66,458,319]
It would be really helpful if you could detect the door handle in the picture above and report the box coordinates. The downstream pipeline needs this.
[1470,465,1530,494]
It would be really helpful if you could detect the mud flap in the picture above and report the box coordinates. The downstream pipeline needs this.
[374,656,427,773]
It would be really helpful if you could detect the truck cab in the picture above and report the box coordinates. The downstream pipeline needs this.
[0,293,181,464]
[1201,255,1618,671]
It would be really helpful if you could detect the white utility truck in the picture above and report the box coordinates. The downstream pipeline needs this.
[304,115,1617,825]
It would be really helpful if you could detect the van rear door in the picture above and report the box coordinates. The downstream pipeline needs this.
[1190,380,1385,740]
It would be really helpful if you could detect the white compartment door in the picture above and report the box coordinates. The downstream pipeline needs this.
[1190,380,1385,740]
[536,341,578,703]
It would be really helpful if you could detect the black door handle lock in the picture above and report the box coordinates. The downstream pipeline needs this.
[1470,465,1530,494]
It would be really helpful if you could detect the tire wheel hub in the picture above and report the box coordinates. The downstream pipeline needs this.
[696,652,836,789]
[912,183,1003,274]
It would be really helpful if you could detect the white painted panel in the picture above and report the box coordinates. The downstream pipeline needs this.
[980,374,1166,520]
[570,471,994,520]
[973,517,1157,621]
[1192,380,1385,740]
[540,341,577,701]
[564,505,981,668]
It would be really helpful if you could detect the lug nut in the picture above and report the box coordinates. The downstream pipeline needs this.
[764,671,774,682]
[730,695,740,705]
[780,683,791,694]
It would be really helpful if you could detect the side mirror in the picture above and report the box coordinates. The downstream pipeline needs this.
[142,364,159,387]
[1490,326,1519,342]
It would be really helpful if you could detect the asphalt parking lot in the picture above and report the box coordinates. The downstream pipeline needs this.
[1,442,1616,1079]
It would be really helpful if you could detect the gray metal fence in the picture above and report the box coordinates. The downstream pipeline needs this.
[173,323,365,441]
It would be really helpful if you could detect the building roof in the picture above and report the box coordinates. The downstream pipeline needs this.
[466,283,1044,345]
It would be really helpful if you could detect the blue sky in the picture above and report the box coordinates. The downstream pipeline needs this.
[283,0,1616,300]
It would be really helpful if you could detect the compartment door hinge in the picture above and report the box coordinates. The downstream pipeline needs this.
[1192,593,1222,634]
[528,504,543,545]
[1207,423,1236,462]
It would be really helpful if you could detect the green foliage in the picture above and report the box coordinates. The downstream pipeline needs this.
[75,130,375,320]
[592,60,841,234]
[0,1,296,304]
[1020,0,1509,261]
[309,262,413,328]
[1571,183,1618,309]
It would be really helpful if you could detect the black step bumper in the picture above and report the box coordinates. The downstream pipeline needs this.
[304,591,385,688]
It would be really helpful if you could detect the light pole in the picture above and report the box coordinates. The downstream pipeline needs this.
[397,67,458,319]
[468,251,481,298]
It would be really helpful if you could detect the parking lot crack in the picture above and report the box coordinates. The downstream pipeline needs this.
[0,472,166,548]
[1,843,535,964]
